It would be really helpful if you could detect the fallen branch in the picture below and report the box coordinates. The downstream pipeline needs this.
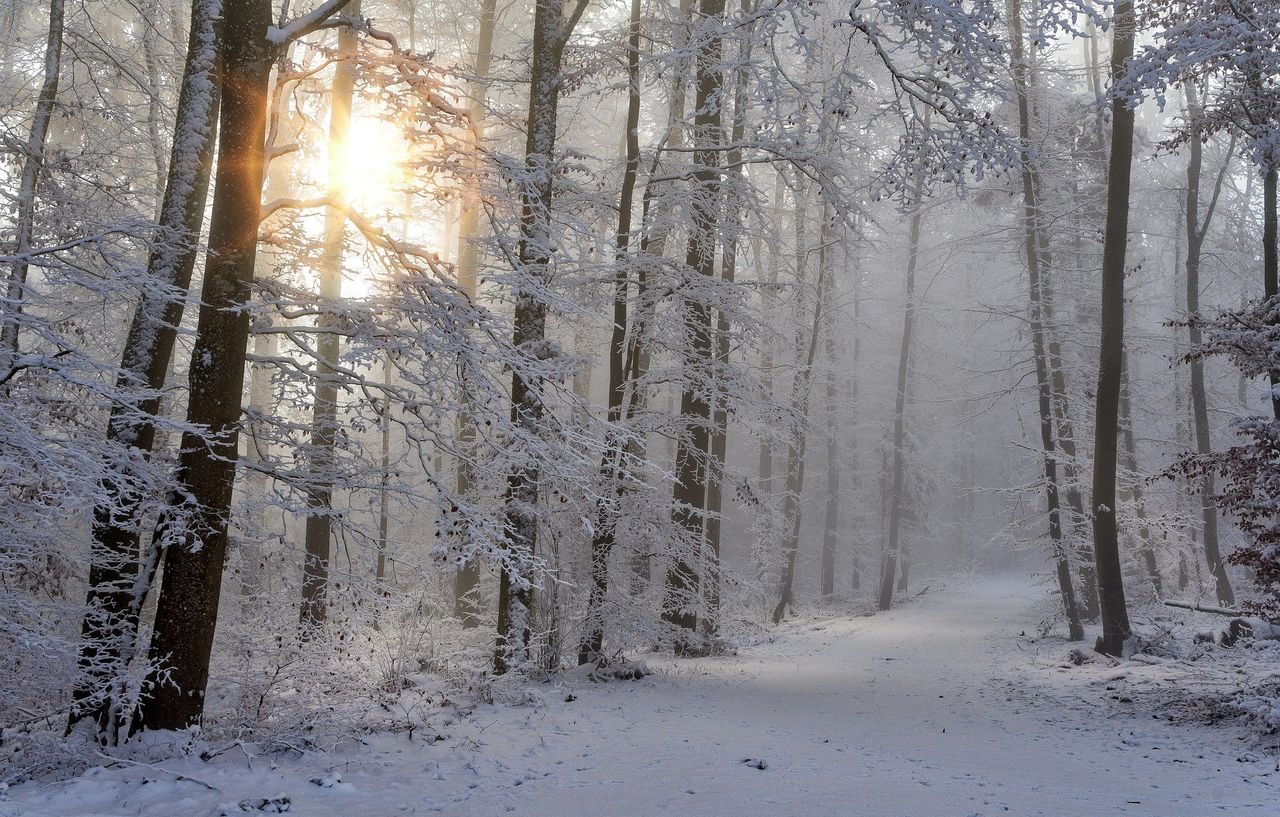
[1163,599,1242,617]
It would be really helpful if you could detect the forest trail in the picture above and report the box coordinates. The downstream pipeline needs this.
[11,575,1277,816]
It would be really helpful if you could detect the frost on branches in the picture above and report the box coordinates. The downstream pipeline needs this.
[1179,296,1280,616]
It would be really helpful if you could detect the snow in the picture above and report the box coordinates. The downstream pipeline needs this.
[7,575,1278,816]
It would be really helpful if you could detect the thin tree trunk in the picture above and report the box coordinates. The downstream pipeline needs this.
[578,0,642,665]
[0,0,64,372]
[878,205,922,611]
[758,172,784,493]
[68,0,220,742]
[1118,353,1163,597]
[494,0,589,675]
[452,0,498,627]
[1007,0,1083,640]
[1183,83,1234,605]
[772,256,831,623]
[848,230,863,590]
[1090,0,1136,657]
[301,0,360,629]
[1265,164,1278,420]
[376,355,392,587]
[661,0,725,652]
[820,320,838,597]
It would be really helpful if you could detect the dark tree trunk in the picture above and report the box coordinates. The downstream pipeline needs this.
[0,0,64,371]
[1266,164,1278,420]
[579,0,642,666]
[1090,0,1136,657]
[68,0,221,742]
[702,0,752,635]
[661,0,725,651]
[494,0,587,675]
[135,0,279,731]
[771,255,831,623]
[1182,84,1234,606]
[1007,0,1083,641]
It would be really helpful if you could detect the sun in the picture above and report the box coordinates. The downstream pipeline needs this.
[329,115,405,212]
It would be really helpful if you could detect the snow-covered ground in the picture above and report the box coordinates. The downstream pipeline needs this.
[7,574,1277,816]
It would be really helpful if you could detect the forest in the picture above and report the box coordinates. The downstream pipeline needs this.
[1,0,1279,813]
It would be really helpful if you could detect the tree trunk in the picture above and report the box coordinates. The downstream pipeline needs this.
[301,0,360,629]
[1183,84,1234,606]
[1006,0,1083,640]
[661,0,725,651]
[1265,164,1278,420]
[1090,0,1136,657]
[758,171,784,493]
[771,255,831,623]
[135,0,307,731]
[878,205,922,611]
[68,0,220,742]
[702,1,753,634]
[578,0,642,665]
[0,0,64,372]
[820,321,838,597]
[1118,353,1163,598]
[376,355,392,587]
[453,0,498,628]
[494,0,588,675]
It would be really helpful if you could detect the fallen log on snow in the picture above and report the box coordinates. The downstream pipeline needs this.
[1162,599,1242,616]
[1162,600,1280,647]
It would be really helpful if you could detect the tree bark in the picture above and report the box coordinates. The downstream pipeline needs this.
[578,0,642,665]
[820,320,839,597]
[1265,163,1278,420]
[772,252,831,623]
[301,0,360,629]
[1118,353,1163,598]
[0,0,64,371]
[135,0,353,731]
[1006,0,1083,640]
[453,0,498,628]
[702,0,753,635]
[1090,0,1136,657]
[661,0,725,651]
[494,0,588,675]
[68,0,220,742]
[1182,83,1234,606]
[878,205,922,611]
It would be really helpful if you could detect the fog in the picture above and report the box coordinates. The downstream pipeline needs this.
[1,0,1278,812]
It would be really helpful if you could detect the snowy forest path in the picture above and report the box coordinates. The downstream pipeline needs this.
[429,573,1274,816]
[11,574,1277,816]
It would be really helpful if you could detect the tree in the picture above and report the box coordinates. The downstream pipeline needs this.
[1090,0,1137,657]
[494,0,591,675]
[579,0,643,665]
[136,0,354,732]
[300,0,361,629]
[1181,84,1235,605]
[1006,0,1084,641]
[878,202,922,611]
[661,0,726,650]
[452,0,499,629]
[68,0,221,742]
[0,0,64,373]
[773,220,832,623]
